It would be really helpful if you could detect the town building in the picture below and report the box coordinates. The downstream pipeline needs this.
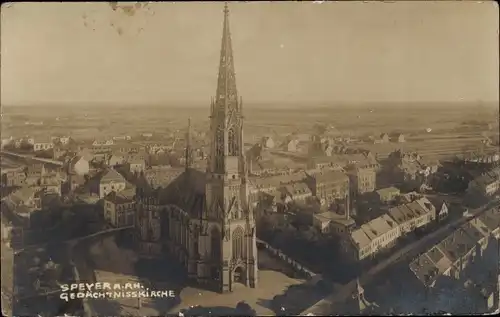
[103,189,136,227]
[347,163,377,197]
[466,167,500,200]
[33,142,54,152]
[1,168,27,187]
[260,136,275,149]
[92,139,114,147]
[136,4,257,293]
[313,211,356,235]
[304,170,350,208]
[93,168,127,198]
[343,197,436,262]
[281,182,312,206]
[391,133,405,143]
[66,155,90,176]
[375,187,400,204]
[409,214,497,288]
[107,154,125,167]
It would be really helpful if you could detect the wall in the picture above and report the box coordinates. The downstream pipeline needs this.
[257,239,317,280]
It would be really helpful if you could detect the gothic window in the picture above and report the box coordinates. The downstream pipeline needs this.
[232,227,244,259]
[210,227,221,261]
[228,128,237,156]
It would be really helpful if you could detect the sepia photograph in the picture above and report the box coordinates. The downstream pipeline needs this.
[1,1,499,316]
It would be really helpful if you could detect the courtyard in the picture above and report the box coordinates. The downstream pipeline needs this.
[84,240,324,316]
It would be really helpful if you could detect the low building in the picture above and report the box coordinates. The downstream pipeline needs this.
[103,189,136,227]
[313,211,356,235]
[107,154,125,167]
[466,167,500,199]
[33,142,54,152]
[305,170,349,207]
[1,168,27,187]
[375,187,400,203]
[92,139,114,147]
[94,168,127,198]
[409,217,491,287]
[261,136,275,149]
[391,133,405,143]
[426,196,449,222]
[129,159,146,174]
[67,155,90,176]
[342,213,401,261]
[281,182,312,205]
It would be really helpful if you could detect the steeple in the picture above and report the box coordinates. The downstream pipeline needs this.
[185,117,192,171]
[208,2,244,175]
[214,1,238,115]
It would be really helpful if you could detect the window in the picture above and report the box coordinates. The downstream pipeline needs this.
[232,227,244,259]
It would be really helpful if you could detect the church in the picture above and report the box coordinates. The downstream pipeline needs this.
[135,3,258,293]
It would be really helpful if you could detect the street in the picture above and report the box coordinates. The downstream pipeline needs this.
[300,199,500,316]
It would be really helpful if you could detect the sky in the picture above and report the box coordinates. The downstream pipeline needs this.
[1,1,499,106]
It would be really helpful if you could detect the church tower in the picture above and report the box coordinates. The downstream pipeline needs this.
[201,2,258,293]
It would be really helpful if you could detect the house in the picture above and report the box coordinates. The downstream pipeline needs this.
[374,133,390,144]
[112,135,132,141]
[391,133,405,143]
[92,139,114,147]
[95,168,127,198]
[108,154,125,167]
[1,168,27,187]
[426,196,449,222]
[284,139,299,152]
[466,167,500,199]
[409,219,489,287]
[347,164,377,196]
[305,170,350,208]
[375,187,401,204]
[129,159,146,174]
[103,189,136,228]
[307,155,345,171]
[260,136,275,149]
[386,198,436,236]
[67,156,89,176]
[313,211,356,235]
[342,214,400,262]
[33,142,54,152]
[281,182,312,205]
[475,208,500,240]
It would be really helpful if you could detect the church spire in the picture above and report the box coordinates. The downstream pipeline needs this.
[214,1,238,115]
[185,117,192,171]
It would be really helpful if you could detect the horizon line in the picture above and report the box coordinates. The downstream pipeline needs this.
[1,100,499,109]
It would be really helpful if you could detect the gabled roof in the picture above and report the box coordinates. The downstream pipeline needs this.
[98,168,126,184]
[104,190,135,204]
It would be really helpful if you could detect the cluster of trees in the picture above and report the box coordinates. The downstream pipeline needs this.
[257,214,339,273]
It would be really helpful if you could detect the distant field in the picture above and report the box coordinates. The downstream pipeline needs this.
[1,104,498,150]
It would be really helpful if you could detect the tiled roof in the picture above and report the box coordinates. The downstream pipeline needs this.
[350,229,371,249]
[104,190,135,204]
[99,168,126,184]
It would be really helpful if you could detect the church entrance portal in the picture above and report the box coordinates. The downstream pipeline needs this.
[233,266,246,286]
